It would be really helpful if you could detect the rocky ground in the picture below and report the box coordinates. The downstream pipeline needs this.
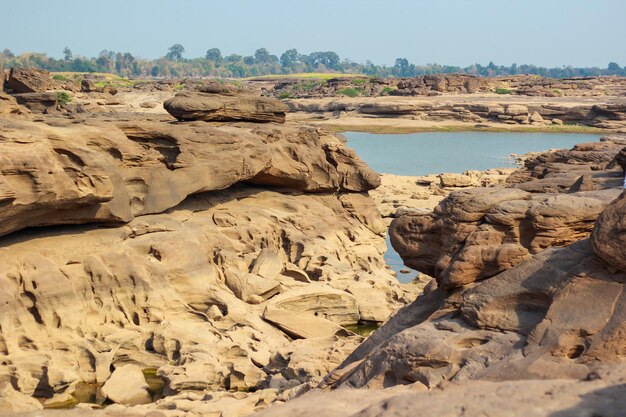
[1,67,626,417]
[251,135,626,417]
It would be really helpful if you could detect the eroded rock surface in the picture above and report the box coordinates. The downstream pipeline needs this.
[164,91,289,123]
[0,116,379,238]
[390,136,626,288]
[0,112,412,414]
[251,365,626,417]
[310,137,626,416]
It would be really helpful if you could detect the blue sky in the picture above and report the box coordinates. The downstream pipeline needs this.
[2,0,625,67]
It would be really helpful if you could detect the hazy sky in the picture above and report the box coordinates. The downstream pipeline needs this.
[3,0,625,67]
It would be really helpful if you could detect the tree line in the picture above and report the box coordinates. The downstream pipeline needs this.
[1,45,624,79]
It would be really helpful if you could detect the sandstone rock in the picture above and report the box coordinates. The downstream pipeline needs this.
[438,173,478,188]
[505,104,528,115]
[0,116,379,238]
[81,79,98,92]
[529,111,544,122]
[101,365,152,405]
[13,92,58,113]
[0,91,27,115]
[262,306,344,339]
[164,91,289,123]
[140,101,158,109]
[390,185,621,288]
[325,237,626,390]
[0,383,43,412]
[591,191,626,272]
[6,67,51,93]
[252,365,626,417]
[265,286,360,325]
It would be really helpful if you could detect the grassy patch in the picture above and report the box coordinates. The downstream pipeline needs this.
[495,88,512,94]
[351,77,367,86]
[52,74,69,81]
[382,86,395,94]
[278,91,291,99]
[55,91,72,105]
[337,87,364,97]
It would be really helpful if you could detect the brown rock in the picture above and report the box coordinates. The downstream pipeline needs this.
[390,186,621,288]
[591,191,626,272]
[164,91,289,123]
[0,92,27,115]
[13,92,58,113]
[0,116,379,238]
[6,67,51,93]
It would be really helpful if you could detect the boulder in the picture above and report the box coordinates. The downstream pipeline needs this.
[81,79,98,92]
[265,286,360,325]
[438,173,478,188]
[591,191,626,272]
[391,187,621,288]
[164,91,289,123]
[6,67,51,93]
[100,365,151,405]
[13,92,58,113]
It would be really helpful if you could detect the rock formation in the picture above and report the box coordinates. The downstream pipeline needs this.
[0,95,415,414]
[390,137,626,288]
[281,137,626,415]
[5,68,52,94]
[164,91,289,123]
[251,365,626,417]
[0,115,379,238]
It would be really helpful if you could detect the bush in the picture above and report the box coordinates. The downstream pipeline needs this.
[382,86,395,94]
[495,88,512,94]
[337,87,363,97]
[55,91,72,105]
[351,78,367,86]
[278,91,291,99]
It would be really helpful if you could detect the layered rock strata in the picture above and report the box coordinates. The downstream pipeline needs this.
[0,111,414,414]
[390,136,626,288]
[164,92,289,123]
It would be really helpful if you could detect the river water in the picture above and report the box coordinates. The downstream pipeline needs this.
[344,131,601,283]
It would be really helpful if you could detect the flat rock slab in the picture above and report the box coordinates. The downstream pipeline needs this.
[164,91,288,123]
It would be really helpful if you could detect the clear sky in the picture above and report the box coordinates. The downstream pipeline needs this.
[2,0,625,67]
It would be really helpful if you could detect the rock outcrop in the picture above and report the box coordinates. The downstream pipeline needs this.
[302,137,626,414]
[0,91,27,115]
[5,67,52,93]
[0,110,413,414]
[591,191,626,272]
[390,137,626,288]
[251,365,626,417]
[164,91,289,123]
[0,116,379,238]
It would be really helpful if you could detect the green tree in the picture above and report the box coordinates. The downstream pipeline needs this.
[280,48,300,69]
[165,44,185,61]
[393,58,410,77]
[205,48,223,64]
[63,47,73,61]
[608,62,622,74]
